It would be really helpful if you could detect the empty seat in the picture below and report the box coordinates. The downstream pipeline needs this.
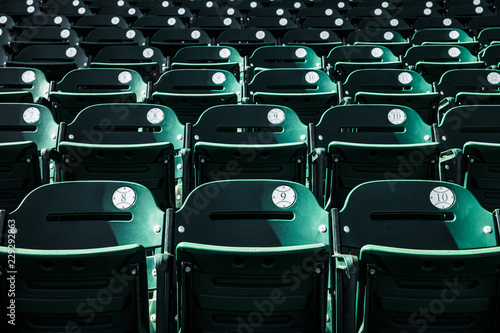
[346,7,392,26]
[347,29,410,56]
[357,17,413,38]
[410,28,479,52]
[98,6,144,23]
[480,44,500,68]
[72,14,129,35]
[41,0,92,22]
[188,104,308,189]
[133,16,185,37]
[310,104,439,208]
[478,27,500,48]
[282,29,343,57]
[217,29,277,57]
[151,28,211,57]
[13,14,71,31]
[403,45,483,83]
[248,69,338,124]
[301,17,355,39]
[246,16,298,39]
[9,27,79,55]
[326,45,403,82]
[190,17,241,38]
[144,4,193,24]
[156,179,331,333]
[152,69,241,124]
[341,69,440,124]
[0,67,49,104]
[80,28,146,57]
[49,68,148,123]
[446,4,494,24]
[91,45,167,82]
[469,16,500,37]
[414,17,465,30]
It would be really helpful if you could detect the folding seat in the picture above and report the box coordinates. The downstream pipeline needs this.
[41,0,92,22]
[334,179,500,333]
[217,28,277,57]
[0,67,49,104]
[197,6,243,20]
[469,16,500,37]
[0,14,15,29]
[0,3,41,21]
[446,4,495,24]
[49,68,148,123]
[268,0,308,12]
[190,16,241,38]
[414,17,465,30]
[246,16,298,39]
[136,0,174,11]
[248,45,322,79]
[56,104,181,209]
[187,104,308,190]
[326,45,403,82]
[133,16,185,37]
[301,17,355,39]
[0,180,166,332]
[80,28,146,57]
[346,7,392,26]
[98,6,144,24]
[249,69,337,124]
[152,69,241,124]
[394,3,442,25]
[346,29,410,56]
[410,28,479,52]
[437,69,500,111]
[7,45,88,82]
[403,45,483,84]
[180,0,221,12]
[144,4,193,25]
[91,45,166,82]
[155,179,331,333]
[9,27,79,55]
[72,15,129,35]
[478,27,500,48]
[13,14,71,31]
[313,0,354,13]
[170,45,244,81]
[282,29,343,57]
[357,17,413,38]
[479,44,500,69]
[88,0,132,11]
[341,69,441,124]
[246,7,294,20]
[151,28,211,57]
[310,104,439,208]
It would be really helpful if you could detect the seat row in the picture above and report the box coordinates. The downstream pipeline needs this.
[3,101,500,214]
[2,178,500,332]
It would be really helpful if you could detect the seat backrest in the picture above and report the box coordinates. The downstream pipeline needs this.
[479,44,500,68]
[216,28,277,56]
[403,45,478,67]
[410,28,474,45]
[0,67,49,103]
[151,28,211,56]
[282,29,343,56]
[249,45,322,72]
[437,69,500,98]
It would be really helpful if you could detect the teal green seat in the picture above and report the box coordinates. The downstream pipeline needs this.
[152,69,242,124]
[249,68,337,124]
[57,104,179,209]
[282,29,343,57]
[216,28,277,57]
[9,27,79,54]
[335,180,500,333]
[133,16,185,37]
[170,46,244,80]
[341,69,441,124]
[479,44,500,68]
[346,29,410,56]
[248,45,323,76]
[72,14,129,35]
[190,104,308,189]
[156,179,331,333]
[0,180,166,332]
[478,27,500,48]
[326,45,403,82]
[410,28,479,51]
[403,45,483,83]
[311,104,439,209]
[80,28,146,57]
[49,68,148,123]
[0,67,49,104]
[150,28,212,57]
[91,45,167,82]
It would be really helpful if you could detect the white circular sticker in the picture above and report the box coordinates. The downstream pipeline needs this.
[295,48,307,58]
[398,72,413,84]
[272,185,296,208]
[374,8,382,15]
[219,48,231,58]
[279,18,288,26]
[255,30,266,39]
[178,8,186,15]
[382,1,389,8]
[66,47,77,58]
[250,1,258,8]
[129,8,136,15]
[473,0,480,4]
[0,16,7,24]
[78,7,86,15]
[111,16,120,25]
[426,1,433,7]
[448,47,461,58]
[23,107,40,124]
[335,18,344,26]
[475,6,483,14]
[117,0,124,6]
[319,31,330,40]
[168,18,177,26]
[294,2,301,8]
[162,1,169,7]
[60,29,70,38]
[276,8,284,16]
[223,18,232,26]
[27,0,34,5]
[423,8,431,15]
[383,31,394,40]
[449,30,459,39]
[387,108,406,125]
[305,71,319,84]
[390,18,399,26]
[72,0,79,6]
[206,1,214,8]
[227,8,235,15]
[338,2,345,8]
[147,108,165,124]
[325,8,333,16]
[443,18,452,26]
[268,108,285,124]
[487,72,500,84]
[22,70,36,83]
[191,30,201,39]
[118,71,132,83]
[212,72,226,84]
[143,48,154,58]
[0,30,3,36]
[371,47,383,58]
[429,186,455,209]
[126,30,136,39]
[27,6,35,13]
[112,187,136,209]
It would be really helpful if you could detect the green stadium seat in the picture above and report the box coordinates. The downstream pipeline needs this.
[282,29,343,57]
[80,28,146,57]
[357,17,413,38]
[190,17,241,38]
[9,27,79,54]
[249,68,337,124]
[216,28,277,57]
[13,14,71,31]
[0,67,49,104]
[477,27,500,48]
[410,28,479,52]
[301,17,355,39]
[98,6,144,23]
[246,16,298,39]
[346,29,410,56]
[151,28,211,57]
[414,17,465,30]
[152,69,242,124]
[72,14,128,35]
[49,68,148,123]
[479,44,500,68]
[133,16,185,37]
